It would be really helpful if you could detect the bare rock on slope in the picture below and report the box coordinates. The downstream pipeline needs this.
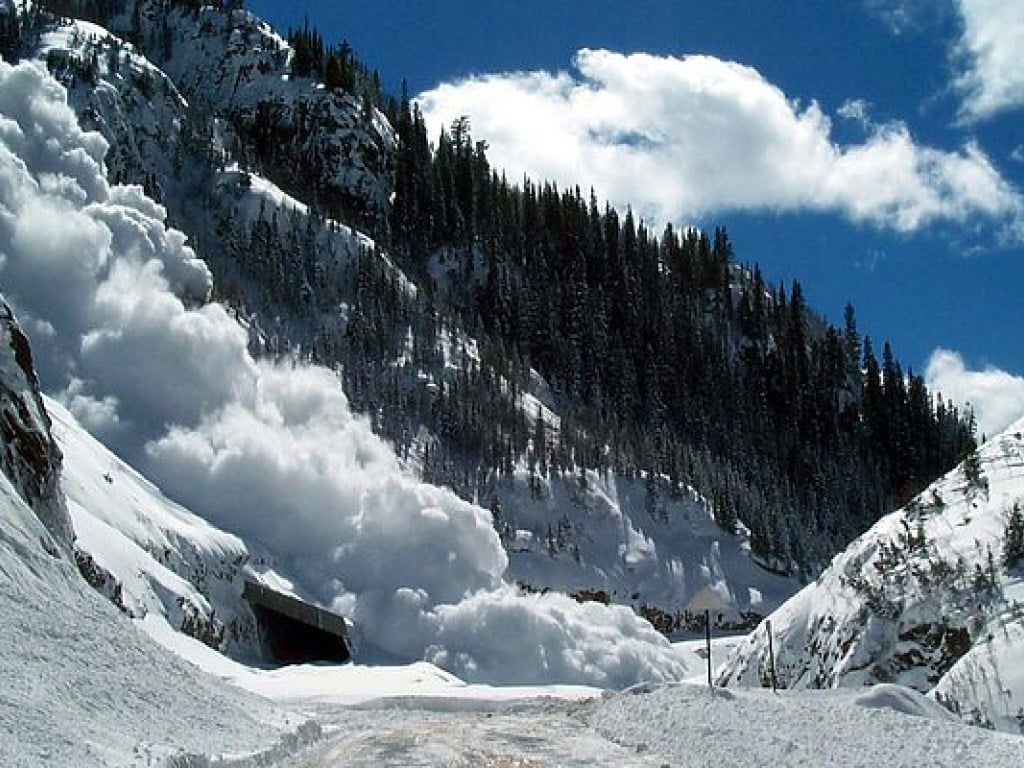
[0,297,73,547]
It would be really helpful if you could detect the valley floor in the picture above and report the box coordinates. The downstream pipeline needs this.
[11,588,1023,767]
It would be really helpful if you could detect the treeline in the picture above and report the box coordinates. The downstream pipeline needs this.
[287,20,386,106]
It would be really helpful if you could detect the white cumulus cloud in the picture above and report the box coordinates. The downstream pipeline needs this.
[417,49,1023,234]
[953,0,1024,121]
[0,60,686,687]
[925,349,1024,439]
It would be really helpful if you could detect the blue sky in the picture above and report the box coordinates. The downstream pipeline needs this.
[247,0,1024,436]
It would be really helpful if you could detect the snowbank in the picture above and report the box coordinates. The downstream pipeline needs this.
[590,683,1024,767]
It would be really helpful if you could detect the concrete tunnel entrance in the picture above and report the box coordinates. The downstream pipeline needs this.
[242,580,353,664]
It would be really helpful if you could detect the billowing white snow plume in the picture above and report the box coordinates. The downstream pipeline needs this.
[0,60,685,687]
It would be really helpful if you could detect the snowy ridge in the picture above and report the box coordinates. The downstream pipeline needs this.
[130,0,395,230]
[719,417,1024,731]
[49,394,271,655]
[216,164,416,301]
[36,16,189,199]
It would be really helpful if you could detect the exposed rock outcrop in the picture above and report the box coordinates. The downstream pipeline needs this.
[0,298,74,547]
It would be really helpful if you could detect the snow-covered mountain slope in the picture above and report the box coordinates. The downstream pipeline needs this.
[719,418,1024,731]
[0,449,305,768]
[48,393,271,655]
[36,16,190,201]
[16,10,802,634]
[495,466,796,631]
[33,15,405,331]
[19,2,392,229]
[0,298,309,767]
[125,0,394,231]
[0,55,696,688]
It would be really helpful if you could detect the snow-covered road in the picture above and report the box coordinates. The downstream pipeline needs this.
[275,682,1024,768]
[285,700,660,767]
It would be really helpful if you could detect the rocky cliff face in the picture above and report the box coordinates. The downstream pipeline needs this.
[155,2,395,234]
[72,0,396,234]
[0,297,74,548]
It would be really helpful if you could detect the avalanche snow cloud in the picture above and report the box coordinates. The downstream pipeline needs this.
[0,60,685,687]
[417,49,1023,233]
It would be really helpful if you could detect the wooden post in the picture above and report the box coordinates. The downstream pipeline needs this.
[705,608,712,690]
[766,619,777,693]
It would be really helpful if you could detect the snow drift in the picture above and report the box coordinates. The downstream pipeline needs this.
[0,59,685,687]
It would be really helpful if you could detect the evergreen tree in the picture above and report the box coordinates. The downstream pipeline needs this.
[1004,503,1024,568]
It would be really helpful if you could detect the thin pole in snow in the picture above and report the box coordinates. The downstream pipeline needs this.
[705,608,712,690]
[767,619,777,693]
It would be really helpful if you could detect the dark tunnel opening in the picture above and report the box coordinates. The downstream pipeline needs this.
[251,604,351,664]
[243,580,353,665]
